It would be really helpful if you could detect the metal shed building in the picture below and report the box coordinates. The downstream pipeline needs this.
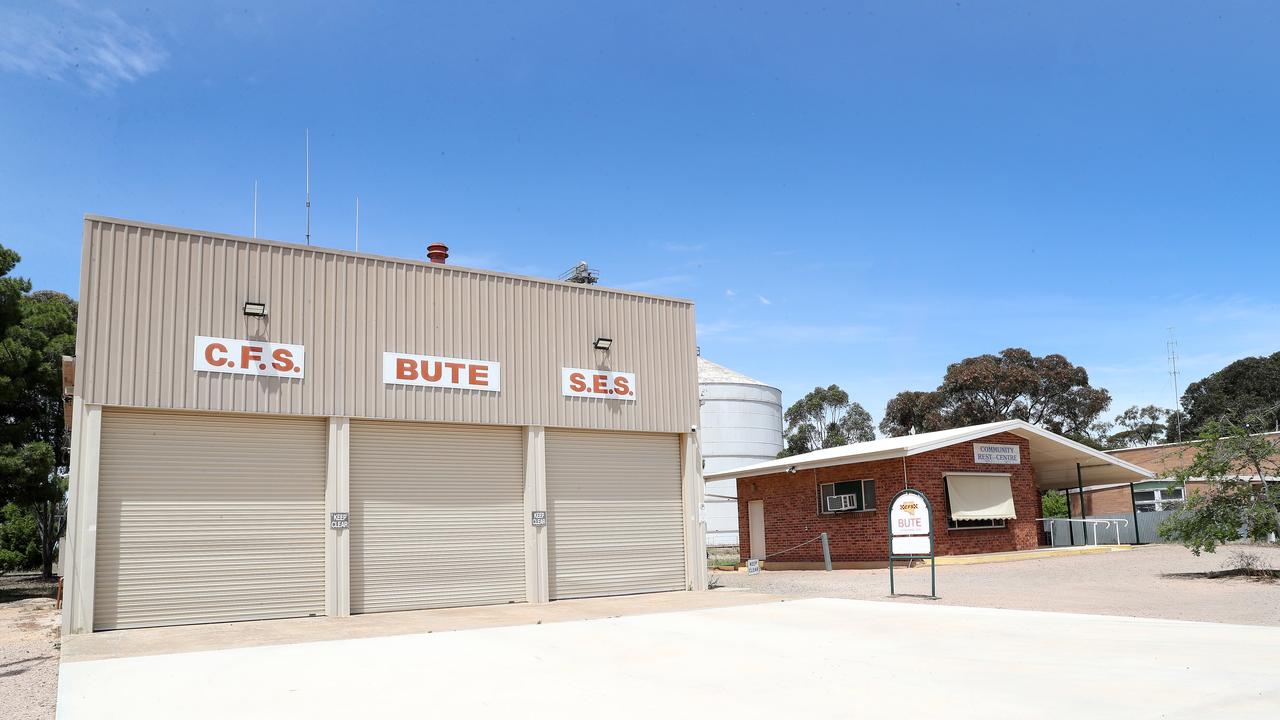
[62,216,707,634]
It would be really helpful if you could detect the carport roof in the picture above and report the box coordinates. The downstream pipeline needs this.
[703,419,1155,490]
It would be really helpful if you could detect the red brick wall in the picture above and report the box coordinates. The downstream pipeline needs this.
[737,432,1042,563]
[1071,486,1134,516]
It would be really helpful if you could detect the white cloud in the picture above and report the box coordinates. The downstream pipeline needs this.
[0,1,167,93]
[758,295,771,305]
[617,274,694,293]
[725,289,736,298]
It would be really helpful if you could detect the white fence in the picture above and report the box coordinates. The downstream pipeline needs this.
[1044,510,1176,546]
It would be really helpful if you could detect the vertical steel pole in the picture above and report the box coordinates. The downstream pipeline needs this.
[1076,463,1086,546]
[1065,488,1075,546]
[889,558,895,595]
[1129,482,1141,545]
[930,503,937,599]
[820,532,832,572]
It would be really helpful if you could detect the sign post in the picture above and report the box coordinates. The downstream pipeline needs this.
[888,488,936,599]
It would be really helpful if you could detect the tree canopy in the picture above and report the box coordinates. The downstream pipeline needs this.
[1157,416,1280,555]
[0,245,77,578]
[778,384,875,458]
[879,348,1111,441]
[1180,352,1280,435]
[1105,405,1172,448]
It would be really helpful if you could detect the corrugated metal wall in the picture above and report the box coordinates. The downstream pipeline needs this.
[75,217,698,433]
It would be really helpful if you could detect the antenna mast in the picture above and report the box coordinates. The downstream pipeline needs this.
[305,129,312,245]
[1167,327,1182,442]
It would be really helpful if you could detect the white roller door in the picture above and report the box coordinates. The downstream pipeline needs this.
[94,410,327,631]
[349,421,525,613]
[546,430,685,600]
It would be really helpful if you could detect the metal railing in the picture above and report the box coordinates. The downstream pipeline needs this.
[1037,517,1129,547]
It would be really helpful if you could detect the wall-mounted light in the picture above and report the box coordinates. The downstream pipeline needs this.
[592,337,613,351]
[243,301,267,317]
[787,466,797,474]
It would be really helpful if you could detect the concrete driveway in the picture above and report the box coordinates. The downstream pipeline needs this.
[58,598,1280,719]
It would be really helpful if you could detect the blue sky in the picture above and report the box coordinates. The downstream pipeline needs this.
[2,1,1278,429]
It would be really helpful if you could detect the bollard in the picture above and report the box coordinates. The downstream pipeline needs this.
[820,532,832,571]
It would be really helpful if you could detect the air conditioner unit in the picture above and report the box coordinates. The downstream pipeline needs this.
[826,494,858,513]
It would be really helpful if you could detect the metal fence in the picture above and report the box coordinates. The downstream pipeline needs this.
[1044,510,1176,546]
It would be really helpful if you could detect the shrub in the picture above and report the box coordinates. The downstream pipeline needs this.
[0,503,41,570]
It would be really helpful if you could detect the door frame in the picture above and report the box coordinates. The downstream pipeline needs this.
[748,499,766,560]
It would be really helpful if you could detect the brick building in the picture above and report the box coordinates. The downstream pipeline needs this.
[1066,431,1280,517]
[705,420,1152,568]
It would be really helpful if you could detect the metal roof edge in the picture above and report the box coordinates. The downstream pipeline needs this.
[703,448,906,481]
[709,419,1157,483]
[998,420,1157,480]
[82,214,695,306]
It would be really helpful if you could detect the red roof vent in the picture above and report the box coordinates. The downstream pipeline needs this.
[426,243,449,264]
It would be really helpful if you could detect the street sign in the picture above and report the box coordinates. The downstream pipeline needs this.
[887,488,937,599]
[746,558,761,575]
[890,490,931,539]
[531,510,547,527]
[329,512,349,529]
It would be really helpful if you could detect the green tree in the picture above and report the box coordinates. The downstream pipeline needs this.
[778,385,875,457]
[879,390,945,438]
[880,348,1112,440]
[0,503,41,570]
[1041,490,1068,518]
[1107,405,1171,448]
[1180,352,1280,435]
[0,246,77,578]
[1157,416,1280,555]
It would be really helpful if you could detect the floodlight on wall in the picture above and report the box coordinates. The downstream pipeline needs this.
[592,337,613,351]
[243,301,267,317]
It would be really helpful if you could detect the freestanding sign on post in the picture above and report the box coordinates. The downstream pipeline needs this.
[888,488,937,599]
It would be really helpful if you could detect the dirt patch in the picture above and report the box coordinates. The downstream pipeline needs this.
[0,573,58,604]
[0,584,61,720]
[1163,567,1279,581]
[715,543,1280,626]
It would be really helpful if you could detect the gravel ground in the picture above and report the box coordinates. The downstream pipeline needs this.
[715,543,1280,626]
[0,574,60,720]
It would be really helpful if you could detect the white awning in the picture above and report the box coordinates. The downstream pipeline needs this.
[946,474,1016,521]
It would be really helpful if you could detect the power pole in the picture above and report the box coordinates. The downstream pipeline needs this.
[1167,328,1182,442]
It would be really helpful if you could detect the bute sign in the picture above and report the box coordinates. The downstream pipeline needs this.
[383,352,502,392]
[889,491,932,555]
[888,488,937,599]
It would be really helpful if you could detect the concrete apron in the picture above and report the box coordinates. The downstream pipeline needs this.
[58,597,1280,720]
[60,589,783,662]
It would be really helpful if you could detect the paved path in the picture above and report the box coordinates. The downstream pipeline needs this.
[58,598,1280,719]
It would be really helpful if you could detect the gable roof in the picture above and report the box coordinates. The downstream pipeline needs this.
[703,419,1154,489]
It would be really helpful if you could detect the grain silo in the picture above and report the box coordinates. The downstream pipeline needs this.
[697,357,784,549]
